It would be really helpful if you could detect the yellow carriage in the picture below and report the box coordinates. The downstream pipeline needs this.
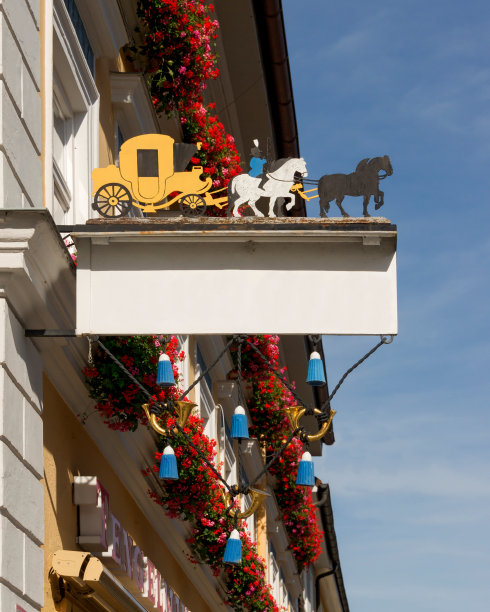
[91,134,228,217]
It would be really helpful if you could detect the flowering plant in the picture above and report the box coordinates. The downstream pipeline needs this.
[84,335,280,610]
[238,336,323,571]
[182,101,243,189]
[132,0,243,191]
[83,335,185,432]
[146,411,280,611]
[133,0,219,114]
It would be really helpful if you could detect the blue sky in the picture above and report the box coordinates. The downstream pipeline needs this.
[282,1,490,610]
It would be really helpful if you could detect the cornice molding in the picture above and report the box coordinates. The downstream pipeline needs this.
[110,72,160,137]
[75,0,129,59]
[0,210,75,331]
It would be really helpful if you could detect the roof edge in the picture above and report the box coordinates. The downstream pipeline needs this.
[252,0,299,159]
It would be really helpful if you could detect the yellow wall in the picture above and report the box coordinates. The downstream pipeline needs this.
[96,58,116,167]
[42,375,213,612]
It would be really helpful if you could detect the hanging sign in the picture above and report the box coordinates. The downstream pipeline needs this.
[89,134,393,219]
[73,220,397,336]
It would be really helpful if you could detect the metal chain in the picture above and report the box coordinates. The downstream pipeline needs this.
[236,337,246,406]
[87,337,94,366]
[236,336,252,418]
[235,340,247,494]
[236,439,248,493]
[308,334,322,349]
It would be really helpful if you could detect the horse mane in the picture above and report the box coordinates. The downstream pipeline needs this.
[355,158,371,172]
[267,158,293,173]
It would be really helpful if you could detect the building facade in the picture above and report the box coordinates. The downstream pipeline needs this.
[0,1,349,610]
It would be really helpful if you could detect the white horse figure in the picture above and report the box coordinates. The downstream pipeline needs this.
[227,157,308,217]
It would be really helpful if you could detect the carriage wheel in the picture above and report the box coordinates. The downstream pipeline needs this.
[93,183,132,218]
[179,194,206,217]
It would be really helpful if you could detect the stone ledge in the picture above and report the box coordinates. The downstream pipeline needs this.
[63,215,396,235]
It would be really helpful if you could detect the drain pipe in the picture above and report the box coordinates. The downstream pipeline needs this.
[315,563,338,611]
[314,484,350,612]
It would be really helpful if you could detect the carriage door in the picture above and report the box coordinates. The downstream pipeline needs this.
[137,149,160,200]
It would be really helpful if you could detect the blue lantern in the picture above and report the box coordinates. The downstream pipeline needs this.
[306,351,326,386]
[223,529,242,563]
[159,445,179,480]
[230,405,249,440]
[296,451,315,486]
[157,353,175,387]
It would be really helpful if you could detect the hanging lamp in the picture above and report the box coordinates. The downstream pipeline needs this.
[159,445,179,480]
[157,353,175,387]
[230,405,249,440]
[223,529,242,563]
[306,350,326,386]
[296,451,315,486]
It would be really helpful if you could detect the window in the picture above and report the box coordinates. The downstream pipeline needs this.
[137,149,159,177]
[241,491,256,541]
[62,0,95,75]
[269,543,280,605]
[51,0,99,224]
[52,81,73,213]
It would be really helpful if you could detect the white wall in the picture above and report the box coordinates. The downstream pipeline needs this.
[0,0,43,604]
[0,0,42,210]
[0,299,44,611]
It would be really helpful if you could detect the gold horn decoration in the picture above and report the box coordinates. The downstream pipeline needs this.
[284,405,336,443]
[284,405,306,430]
[225,488,270,520]
[142,401,198,436]
[173,400,198,430]
[142,403,167,436]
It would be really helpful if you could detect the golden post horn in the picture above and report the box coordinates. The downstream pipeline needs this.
[142,403,168,436]
[284,406,306,430]
[308,408,337,442]
[173,401,197,432]
[142,401,197,436]
[284,405,337,442]
[225,488,270,520]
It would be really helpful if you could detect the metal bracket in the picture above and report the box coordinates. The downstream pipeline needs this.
[25,329,78,337]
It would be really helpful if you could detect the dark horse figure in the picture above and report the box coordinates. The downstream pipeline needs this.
[318,155,393,218]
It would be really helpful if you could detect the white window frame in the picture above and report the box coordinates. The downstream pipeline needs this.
[49,0,99,224]
[241,493,256,542]
[200,378,217,441]
[269,543,280,605]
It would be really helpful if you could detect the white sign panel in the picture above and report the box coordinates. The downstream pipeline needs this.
[74,222,397,335]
